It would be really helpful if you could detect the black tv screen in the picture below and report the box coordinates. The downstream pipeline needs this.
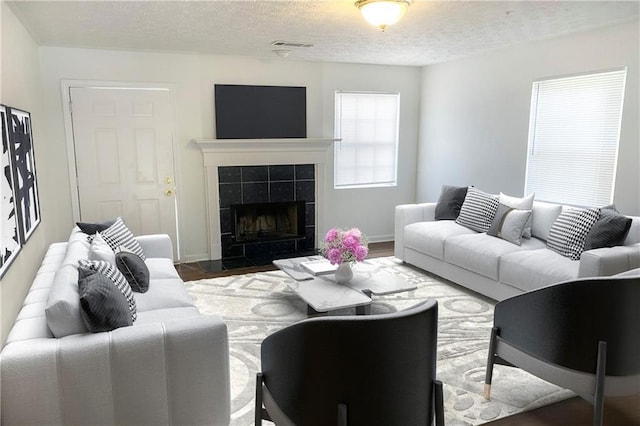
[214,84,307,139]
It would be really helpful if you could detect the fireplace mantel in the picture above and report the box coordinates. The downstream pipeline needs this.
[195,138,336,259]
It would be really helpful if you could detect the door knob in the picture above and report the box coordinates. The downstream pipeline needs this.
[165,177,174,184]
[165,189,175,196]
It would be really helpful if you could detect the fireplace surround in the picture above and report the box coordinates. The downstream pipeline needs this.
[195,138,334,261]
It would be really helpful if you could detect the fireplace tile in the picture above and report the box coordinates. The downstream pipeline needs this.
[269,165,295,181]
[219,183,242,207]
[221,234,244,258]
[296,181,315,202]
[242,182,269,204]
[304,226,316,250]
[220,208,232,234]
[305,203,315,226]
[242,166,268,183]
[219,166,241,183]
[295,164,315,180]
[269,182,295,202]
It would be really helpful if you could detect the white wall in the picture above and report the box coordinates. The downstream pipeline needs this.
[0,3,46,343]
[37,49,422,262]
[417,20,640,215]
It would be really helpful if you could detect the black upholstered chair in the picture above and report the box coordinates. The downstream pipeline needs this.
[255,300,444,426]
[484,275,640,426]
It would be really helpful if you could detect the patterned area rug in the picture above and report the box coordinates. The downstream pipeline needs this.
[184,257,573,425]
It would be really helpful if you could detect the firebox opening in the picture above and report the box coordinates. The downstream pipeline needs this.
[231,201,306,244]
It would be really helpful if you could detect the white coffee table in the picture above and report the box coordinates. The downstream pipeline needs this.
[274,256,417,316]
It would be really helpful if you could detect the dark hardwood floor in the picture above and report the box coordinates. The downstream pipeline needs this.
[175,241,639,425]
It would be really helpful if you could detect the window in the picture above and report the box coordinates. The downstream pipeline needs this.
[334,91,399,188]
[524,69,626,207]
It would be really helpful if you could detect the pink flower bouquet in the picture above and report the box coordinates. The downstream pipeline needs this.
[320,227,368,265]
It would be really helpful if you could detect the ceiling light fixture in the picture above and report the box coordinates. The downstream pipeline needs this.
[273,50,292,58]
[355,0,411,31]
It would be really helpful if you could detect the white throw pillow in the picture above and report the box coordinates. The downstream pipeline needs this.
[500,192,535,238]
[88,232,116,264]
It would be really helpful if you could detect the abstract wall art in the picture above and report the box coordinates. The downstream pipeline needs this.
[7,107,40,244]
[1,105,21,278]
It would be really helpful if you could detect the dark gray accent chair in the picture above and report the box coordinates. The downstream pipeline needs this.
[484,275,640,426]
[255,300,444,425]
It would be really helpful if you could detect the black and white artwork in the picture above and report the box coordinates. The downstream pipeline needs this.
[7,107,40,243]
[1,105,21,278]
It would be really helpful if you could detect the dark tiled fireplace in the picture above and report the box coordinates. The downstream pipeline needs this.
[218,164,316,266]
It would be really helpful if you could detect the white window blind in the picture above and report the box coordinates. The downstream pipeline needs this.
[334,91,399,188]
[524,69,626,207]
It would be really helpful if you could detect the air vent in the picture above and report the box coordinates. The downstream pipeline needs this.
[271,40,314,48]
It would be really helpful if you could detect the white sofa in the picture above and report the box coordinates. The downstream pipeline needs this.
[395,201,640,301]
[1,227,231,425]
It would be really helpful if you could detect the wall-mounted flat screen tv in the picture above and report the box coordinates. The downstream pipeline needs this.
[214,84,306,139]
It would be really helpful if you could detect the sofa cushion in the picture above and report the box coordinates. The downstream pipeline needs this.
[547,207,600,260]
[487,204,532,246]
[145,258,180,279]
[584,207,632,250]
[455,187,500,233]
[116,251,150,293]
[78,268,133,332]
[135,307,202,325]
[45,264,89,337]
[403,221,476,260]
[531,202,562,241]
[435,185,468,220]
[134,278,195,312]
[500,249,579,291]
[445,233,545,281]
[100,217,146,260]
[500,192,534,238]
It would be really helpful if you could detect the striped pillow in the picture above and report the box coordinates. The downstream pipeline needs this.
[547,207,600,260]
[78,259,137,322]
[100,217,146,260]
[455,187,500,233]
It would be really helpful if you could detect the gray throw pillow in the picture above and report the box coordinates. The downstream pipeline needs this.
[116,251,150,293]
[487,204,532,246]
[78,269,133,332]
[76,219,116,235]
[78,259,137,322]
[435,185,468,220]
[583,206,632,250]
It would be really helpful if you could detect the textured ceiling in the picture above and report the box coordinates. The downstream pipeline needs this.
[7,1,639,66]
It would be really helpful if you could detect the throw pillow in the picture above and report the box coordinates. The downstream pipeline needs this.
[487,203,532,246]
[500,192,535,238]
[78,268,133,332]
[455,187,500,233]
[78,259,137,322]
[435,185,468,220]
[583,205,632,250]
[100,217,146,260]
[88,232,116,264]
[116,251,150,293]
[546,207,600,260]
[76,219,116,235]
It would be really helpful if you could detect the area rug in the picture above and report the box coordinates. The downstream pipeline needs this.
[184,257,574,425]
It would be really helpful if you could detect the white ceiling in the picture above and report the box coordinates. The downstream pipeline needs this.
[7,0,639,67]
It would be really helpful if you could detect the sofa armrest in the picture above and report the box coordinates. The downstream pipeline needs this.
[135,234,174,259]
[1,315,230,425]
[394,203,436,259]
[578,243,640,278]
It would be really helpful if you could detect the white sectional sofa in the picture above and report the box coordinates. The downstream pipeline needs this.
[395,201,640,301]
[1,227,231,425]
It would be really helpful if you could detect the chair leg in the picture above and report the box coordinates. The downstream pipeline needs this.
[484,327,499,400]
[255,373,264,426]
[434,380,444,426]
[593,341,607,426]
[337,403,348,426]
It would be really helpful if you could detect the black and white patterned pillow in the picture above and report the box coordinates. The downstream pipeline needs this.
[547,208,600,260]
[455,187,500,232]
[583,206,632,250]
[100,217,146,260]
[78,259,137,322]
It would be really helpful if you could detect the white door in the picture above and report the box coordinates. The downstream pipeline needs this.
[70,87,178,259]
